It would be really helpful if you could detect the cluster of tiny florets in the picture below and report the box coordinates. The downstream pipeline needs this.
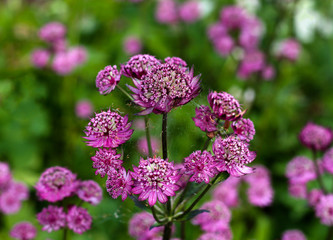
[121,54,161,79]
[232,118,255,142]
[299,122,333,151]
[106,167,133,201]
[192,105,218,132]
[91,148,122,178]
[95,65,121,95]
[10,222,37,240]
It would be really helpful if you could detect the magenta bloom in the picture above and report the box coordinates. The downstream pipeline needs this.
[10,222,37,240]
[213,35,234,56]
[282,230,307,240]
[67,206,92,234]
[91,148,122,178]
[35,166,77,202]
[39,22,66,43]
[128,212,163,240]
[198,230,232,240]
[75,100,93,119]
[232,118,255,142]
[299,122,333,151]
[68,46,87,65]
[95,65,121,95]
[137,137,160,156]
[155,0,178,24]
[262,65,275,81]
[131,156,180,206]
[239,17,263,51]
[207,23,227,41]
[288,182,307,199]
[192,200,231,232]
[83,109,133,148]
[52,52,75,75]
[285,156,316,184]
[238,51,265,79]
[164,56,187,68]
[213,135,256,177]
[213,176,240,208]
[179,1,200,23]
[123,36,142,55]
[323,147,333,174]
[76,180,102,205]
[0,162,12,189]
[106,167,133,201]
[0,190,22,214]
[193,105,218,132]
[121,54,161,80]
[31,48,50,68]
[220,6,246,30]
[244,165,270,185]
[247,183,273,207]
[208,91,243,121]
[184,150,217,183]
[277,38,301,61]
[128,63,201,115]
[316,195,333,226]
[37,205,66,232]
[308,189,323,207]
[8,181,29,201]
[52,38,67,53]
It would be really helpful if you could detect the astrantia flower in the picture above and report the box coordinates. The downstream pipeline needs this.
[299,122,333,151]
[322,147,333,174]
[282,230,307,240]
[8,181,29,201]
[91,148,122,178]
[184,150,217,183]
[0,162,12,189]
[232,118,255,142]
[288,182,307,199]
[95,65,121,95]
[192,200,231,232]
[164,56,187,68]
[207,23,227,41]
[137,137,160,156]
[75,100,93,119]
[262,65,275,81]
[213,176,240,208]
[247,183,273,207]
[131,156,180,206]
[67,206,92,234]
[316,195,333,226]
[192,105,218,132]
[37,205,66,232]
[244,165,270,185]
[121,54,161,79]
[208,91,244,121]
[35,166,77,202]
[285,156,316,184]
[237,51,265,79]
[179,1,200,23]
[10,222,37,240]
[128,63,201,115]
[277,38,301,61]
[308,189,323,207]
[106,167,133,201]
[0,191,22,214]
[213,135,256,177]
[198,230,232,240]
[39,22,66,43]
[31,48,50,68]
[52,52,75,75]
[213,36,234,56]
[155,0,178,24]
[83,109,133,148]
[76,180,102,205]
[128,212,163,240]
[68,46,87,65]
[123,36,142,55]
[220,6,246,30]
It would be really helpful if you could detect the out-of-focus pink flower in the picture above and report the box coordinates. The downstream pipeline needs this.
[238,51,265,79]
[213,36,234,56]
[285,156,316,184]
[31,48,50,68]
[128,212,163,240]
[123,36,142,55]
[37,205,66,232]
[51,39,67,53]
[68,46,88,65]
[323,147,333,174]
[198,230,232,240]
[316,194,333,226]
[10,222,37,240]
[137,137,160,156]
[155,0,178,24]
[299,122,333,151]
[261,65,275,81]
[282,230,307,240]
[207,23,227,41]
[76,180,102,205]
[220,6,246,30]
[75,100,93,119]
[179,1,200,23]
[0,190,22,214]
[308,189,323,207]
[39,22,66,43]
[277,38,301,61]
[67,206,92,234]
[8,181,29,201]
[52,52,75,75]
[247,183,274,207]
[0,162,12,189]
[213,176,240,208]
[288,182,307,199]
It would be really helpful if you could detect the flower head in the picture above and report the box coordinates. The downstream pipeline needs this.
[282,230,307,240]
[31,48,50,68]
[106,167,133,201]
[193,105,218,132]
[8,181,29,201]
[0,190,22,214]
[288,181,307,199]
[220,6,246,30]
[277,38,301,61]
[68,46,87,65]
[76,180,102,205]
[123,36,142,55]
[128,212,163,240]
[39,22,66,43]
[95,65,121,95]
[262,65,275,81]
[35,166,77,202]
[213,176,240,208]
[247,183,273,207]
[322,147,333,174]
[10,222,37,240]
[285,156,316,184]
[131,156,180,206]
[213,35,234,56]
[232,118,255,142]
[52,52,75,75]
[208,91,244,121]
[179,1,200,23]
[0,162,12,189]
[121,54,161,79]
[83,109,133,148]
[75,100,93,119]
[164,56,187,68]
[316,194,333,226]
[198,230,232,240]
[213,135,256,176]
[308,189,323,207]
[299,123,333,151]
[91,148,122,178]
[155,0,178,24]
[67,206,92,234]
[37,205,66,232]
[129,62,201,115]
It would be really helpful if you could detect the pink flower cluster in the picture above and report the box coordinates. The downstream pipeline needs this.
[75,100,94,119]
[207,5,275,81]
[275,38,301,62]
[128,212,164,240]
[0,162,29,215]
[281,229,307,240]
[31,22,87,75]
[10,222,37,240]
[35,166,102,234]
[299,122,333,151]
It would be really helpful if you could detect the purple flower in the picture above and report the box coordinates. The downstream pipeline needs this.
[37,205,66,232]
[10,222,37,240]
[83,109,133,148]
[282,230,307,240]
[179,1,200,23]
[277,38,301,61]
[131,156,180,206]
[261,65,275,81]
[106,167,133,201]
[35,166,77,202]
[220,6,246,30]
[31,48,50,68]
[288,181,307,199]
[8,181,29,201]
[76,180,102,205]
[52,52,75,75]
[128,63,201,115]
[244,165,270,185]
[193,105,217,132]
[128,212,163,240]
[121,54,161,80]
[308,189,323,207]
[239,17,263,51]
[285,156,316,184]
[68,46,87,65]
[232,118,255,142]
[316,194,333,226]
[192,200,231,232]
[155,0,178,24]
[208,91,244,121]
[237,51,265,79]
[247,183,274,207]
[184,150,217,183]
[39,22,66,43]
[213,35,234,56]
[91,148,122,178]
[213,135,256,177]
[67,206,92,234]
[95,65,121,95]
[198,231,232,240]
[299,122,333,151]
[0,162,12,189]
[52,39,67,53]
[0,190,22,214]
[75,100,93,119]
[164,56,187,68]
[137,137,160,156]
[123,36,142,55]
[323,147,333,174]
[213,176,240,208]
[207,23,227,41]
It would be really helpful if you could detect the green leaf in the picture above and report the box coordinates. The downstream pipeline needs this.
[183,209,209,221]
[213,172,230,185]
[129,195,150,211]
[149,222,166,230]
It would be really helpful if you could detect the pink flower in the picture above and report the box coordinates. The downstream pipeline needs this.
[0,162,12,189]
[232,118,255,142]
[184,150,217,183]
[179,1,200,23]
[131,156,180,206]
[123,36,142,55]
[95,65,121,95]
[299,122,333,151]
[288,182,307,199]
[39,22,66,43]
[51,39,67,53]
[52,52,75,75]
[261,65,275,81]
[68,46,87,65]
[322,147,333,173]
[220,6,246,30]
[198,230,232,240]
[213,135,256,177]
[164,56,187,68]
[37,205,66,232]
[277,38,301,61]
[192,105,217,132]
[213,35,234,56]
[67,206,92,234]
[91,148,122,178]
[0,190,22,214]
[128,212,163,240]
[83,109,133,148]
[75,100,93,119]
[10,222,37,240]
[155,0,178,24]
[106,167,133,201]
[247,183,274,207]
[316,194,333,226]
[285,156,316,184]
[308,189,323,207]
[7,181,29,201]
[76,180,102,205]
[31,48,50,68]
[137,137,160,156]
[239,17,263,51]
[35,166,77,202]
[238,51,265,79]
[207,23,227,41]
[244,165,270,185]
[213,176,240,208]
[282,230,307,240]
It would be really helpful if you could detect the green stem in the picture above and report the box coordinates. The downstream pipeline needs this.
[162,113,168,160]
[172,178,192,214]
[117,85,134,101]
[326,226,333,240]
[63,227,68,240]
[180,221,186,240]
[144,116,153,158]
[163,222,173,240]
[312,150,327,194]
[151,206,163,223]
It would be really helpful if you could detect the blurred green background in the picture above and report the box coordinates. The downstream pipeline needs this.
[1,0,333,239]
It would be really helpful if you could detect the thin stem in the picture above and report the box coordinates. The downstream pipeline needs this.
[63,227,68,240]
[312,150,327,194]
[117,85,134,101]
[172,178,192,214]
[326,226,333,240]
[144,116,153,158]
[151,206,163,223]
[163,222,173,240]
[201,137,211,151]
[162,113,168,160]
[180,221,186,240]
